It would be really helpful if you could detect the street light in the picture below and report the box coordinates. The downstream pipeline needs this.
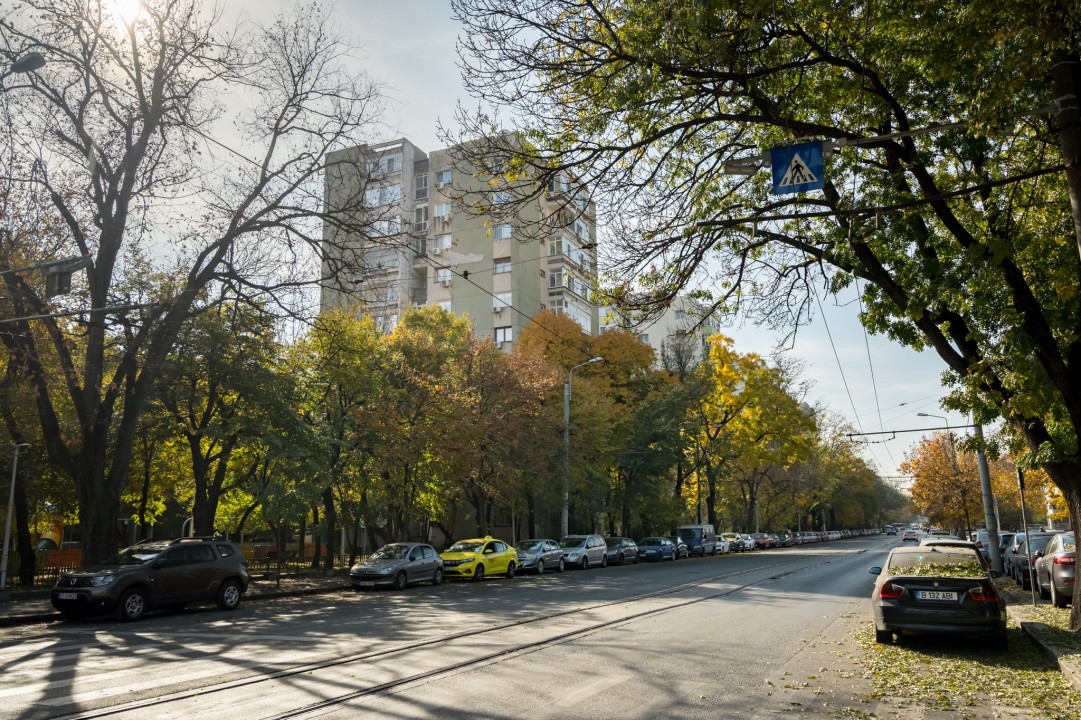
[0,52,46,88]
[1,443,30,593]
[562,356,603,537]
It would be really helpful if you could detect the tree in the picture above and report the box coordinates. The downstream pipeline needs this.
[450,0,1081,627]
[0,0,383,562]
[902,433,984,533]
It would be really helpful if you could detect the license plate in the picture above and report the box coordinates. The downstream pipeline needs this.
[57,592,77,600]
[357,581,376,588]
[917,590,957,601]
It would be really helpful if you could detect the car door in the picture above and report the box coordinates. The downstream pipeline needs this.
[422,545,439,578]
[151,547,191,603]
[543,541,559,567]
[482,542,503,574]
[406,545,427,582]
[183,544,220,599]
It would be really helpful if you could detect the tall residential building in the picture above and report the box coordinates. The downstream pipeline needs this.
[601,296,721,369]
[321,138,599,344]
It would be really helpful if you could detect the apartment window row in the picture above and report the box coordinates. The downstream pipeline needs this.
[548,268,590,298]
[550,296,593,333]
[366,248,399,270]
[367,153,401,176]
[548,235,590,268]
[364,184,401,207]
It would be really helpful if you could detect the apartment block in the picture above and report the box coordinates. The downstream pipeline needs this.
[601,296,721,368]
[321,138,600,345]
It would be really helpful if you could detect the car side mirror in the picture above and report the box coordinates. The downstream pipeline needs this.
[153,557,166,569]
[869,566,882,575]
[1035,550,1044,558]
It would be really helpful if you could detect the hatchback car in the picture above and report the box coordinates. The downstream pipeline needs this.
[51,537,249,622]
[604,537,639,565]
[514,538,565,574]
[1035,532,1075,608]
[559,534,608,569]
[637,536,677,561]
[440,537,517,581]
[349,543,443,590]
[721,532,743,551]
[739,533,756,551]
[869,545,1006,649]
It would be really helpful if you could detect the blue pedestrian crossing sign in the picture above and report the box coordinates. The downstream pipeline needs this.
[771,141,825,195]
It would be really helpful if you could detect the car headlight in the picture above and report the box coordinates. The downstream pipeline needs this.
[566,552,580,559]
[90,575,116,586]
[459,557,475,564]
[377,567,394,574]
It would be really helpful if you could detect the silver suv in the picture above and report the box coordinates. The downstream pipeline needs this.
[52,537,250,621]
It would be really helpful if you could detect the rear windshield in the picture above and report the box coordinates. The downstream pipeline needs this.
[887,549,986,578]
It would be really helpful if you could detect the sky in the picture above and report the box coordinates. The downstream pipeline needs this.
[230,0,973,482]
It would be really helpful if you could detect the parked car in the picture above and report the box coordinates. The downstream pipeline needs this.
[721,532,743,551]
[667,535,690,559]
[884,525,897,535]
[869,545,1006,649]
[1035,532,1076,608]
[677,524,717,556]
[637,536,677,561]
[739,533,756,551]
[974,530,1010,563]
[995,532,1016,567]
[514,538,566,574]
[751,533,772,550]
[1014,532,1062,589]
[349,542,443,590]
[51,537,249,622]
[440,537,517,581]
[604,537,639,565]
[1005,532,1030,575]
[559,534,608,569]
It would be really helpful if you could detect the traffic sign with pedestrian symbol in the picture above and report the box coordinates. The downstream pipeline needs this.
[771,141,825,195]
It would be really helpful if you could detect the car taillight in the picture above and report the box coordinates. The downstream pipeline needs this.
[975,541,984,548]
[968,583,998,602]
[878,582,905,599]
[1054,555,1076,565]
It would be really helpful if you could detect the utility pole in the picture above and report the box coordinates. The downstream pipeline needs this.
[973,421,1002,573]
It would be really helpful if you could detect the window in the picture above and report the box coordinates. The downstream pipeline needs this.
[494,326,512,343]
[641,334,649,343]
[434,234,452,253]
[435,202,452,219]
[547,174,569,194]
[415,173,428,200]
[436,299,452,311]
[367,153,401,176]
[492,224,512,239]
[422,546,435,559]
[574,218,589,240]
[549,269,564,289]
[414,206,428,231]
[371,217,400,236]
[215,544,234,558]
[366,248,399,270]
[675,310,686,320]
[364,184,401,207]
[492,190,511,205]
[436,268,451,284]
[409,547,424,561]
[435,169,452,186]
[493,292,512,311]
[494,257,511,274]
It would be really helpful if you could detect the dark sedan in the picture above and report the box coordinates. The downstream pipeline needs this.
[514,538,565,574]
[1035,532,1075,608]
[870,545,1006,649]
[638,536,677,562]
[349,543,443,590]
[667,535,690,559]
[604,537,639,565]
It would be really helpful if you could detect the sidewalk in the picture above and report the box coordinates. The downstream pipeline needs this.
[0,573,352,627]
[1007,602,1081,692]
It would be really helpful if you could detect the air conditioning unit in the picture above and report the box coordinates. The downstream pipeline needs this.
[433,214,449,224]
[493,303,505,313]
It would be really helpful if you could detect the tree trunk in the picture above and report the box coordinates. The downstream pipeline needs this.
[77,466,122,567]
[310,505,321,569]
[138,442,152,541]
[322,485,337,571]
[1042,460,1081,630]
[298,515,307,566]
[14,470,35,586]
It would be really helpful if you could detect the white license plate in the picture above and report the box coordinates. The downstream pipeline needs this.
[57,592,77,600]
[917,590,957,601]
[357,581,376,588]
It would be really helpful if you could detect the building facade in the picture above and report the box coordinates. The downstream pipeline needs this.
[601,296,721,369]
[321,138,600,344]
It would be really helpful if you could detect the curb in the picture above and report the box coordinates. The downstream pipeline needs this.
[1008,607,1081,693]
[0,582,352,628]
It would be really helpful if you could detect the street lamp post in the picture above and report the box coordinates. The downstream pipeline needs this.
[0,52,46,90]
[1,443,30,593]
[562,356,603,538]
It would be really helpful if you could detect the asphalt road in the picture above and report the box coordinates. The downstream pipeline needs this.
[0,535,895,720]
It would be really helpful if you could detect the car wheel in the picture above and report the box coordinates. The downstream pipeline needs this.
[216,580,242,611]
[506,562,516,579]
[710,546,716,556]
[432,568,444,586]
[601,554,608,568]
[874,627,893,644]
[536,559,545,575]
[557,558,565,572]
[1051,581,1069,608]
[581,556,589,570]
[472,564,486,582]
[633,554,639,564]
[116,588,147,622]
[393,571,408,591]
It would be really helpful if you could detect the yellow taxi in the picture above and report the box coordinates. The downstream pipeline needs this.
[439,537,517,581]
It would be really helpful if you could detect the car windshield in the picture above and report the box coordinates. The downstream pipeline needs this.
[639,537,662,546]
[559,537,587,548]
[369,544,409,560]
[515,541,543,551]
[104,544,171,565]
[677,528,698,540]
[887,549,986,578]
[447,541,485,553]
